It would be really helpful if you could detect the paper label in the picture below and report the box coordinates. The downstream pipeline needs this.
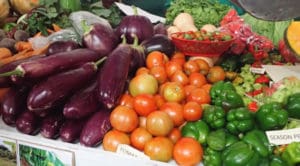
[266,128,300,145]
[250,67,266,74]
[116,144,150,160]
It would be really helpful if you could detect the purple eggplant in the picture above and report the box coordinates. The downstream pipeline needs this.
[82,22,118,56]
[60,118,88,143]
[97,41,132,109]
[141,34,175,58]
[46,40,80,56]
[80,109,111,147]
[1,86,28,126]
[16,110,40,135]
[153,23,167,35]
[115,7,154,44]
[40,112,65,139]
[63,79,99,119]
[0,49,103,79]
[27,57,106,113]
[0,55,44,88]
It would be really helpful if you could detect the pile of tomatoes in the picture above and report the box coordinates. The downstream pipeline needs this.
[102,51,227,165]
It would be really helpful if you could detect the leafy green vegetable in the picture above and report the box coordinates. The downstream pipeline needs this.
[165,0,230,28]
[242,14,291,45]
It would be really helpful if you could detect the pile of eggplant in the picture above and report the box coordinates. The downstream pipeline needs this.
[0,11,175,147]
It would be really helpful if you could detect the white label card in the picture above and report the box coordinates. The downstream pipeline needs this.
[250,67,266,74]
[266,128,300,145]
[116,144,150,160]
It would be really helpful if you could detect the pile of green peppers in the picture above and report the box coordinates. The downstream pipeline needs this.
[180,97,300,165]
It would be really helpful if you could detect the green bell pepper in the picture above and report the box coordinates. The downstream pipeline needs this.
[281,142,300,166]
[203,105,226,129]
[225,132,239,147]
[256,102,289,131]
[180,120,210,145]
[203,147,222,166]
[242,129,273,158]
[207,129,226,151]
[286,93,300,119]
[226,107,255,135]
[269,155,287,166]
[222,141,260,166]
[220,55,239,72]
[210,81,244,111]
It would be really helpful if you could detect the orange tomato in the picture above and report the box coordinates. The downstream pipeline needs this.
[170,70,189,86]
[149,65,168,84]
[183,60,200,75]
[144,136,174,162]
[154,94,166,109]
[201,83,212,94]
[133,94,157,116]
[146,111,174,136]
[187,88,211,105]
[193,58,210,75]
[110,105,139,133]
[129,73,158,97]
[189,72,207,88]
[139,116,147,128]
[160,102,185,127]
[130,127,153,151]
[162,82,185,103]
[207,66,226,83]
[103,129,130,152]
[146,51,168,69]
[135,67,150,75]
[165,60,183,78]
[119,93,134,108]
[183,101,203,121]
[173,137,204,166]
[183,84,197,97]
[168,128,182,144]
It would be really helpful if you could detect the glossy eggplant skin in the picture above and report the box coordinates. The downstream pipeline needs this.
[82,23,118,56]
[153,23,167,35]
[116,15,154,44]
[129,44,146,77]
[40,112,65,139]
[16,111,40,135]
[63,79,99,119]
[141,34,175,58]
[80,109,111,147]
[60,118,88,143]
[0,55,44,88]
[17,48,102,79]
[97,44,132,109]
[46,40,80,56]
[1,87,28,126]
[27,62,98,112]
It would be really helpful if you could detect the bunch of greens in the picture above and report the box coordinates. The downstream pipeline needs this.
[165,0,231,28]
[242,14,291,45]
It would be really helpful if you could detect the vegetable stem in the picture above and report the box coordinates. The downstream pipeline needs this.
[132,6,138,15]
[0,69,23,77]
[95,56,107,66]
[81,20,91,34]
[132,34,139,47]
[121,34,127,44]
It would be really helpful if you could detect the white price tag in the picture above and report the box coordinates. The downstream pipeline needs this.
[266,128,300,145]
[250,67,266,74]
[116,144,150,160]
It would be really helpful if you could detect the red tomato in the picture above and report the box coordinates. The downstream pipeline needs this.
[165,61,183,78]
[149,66,168,84]
[146,51,168,69]
[170,70,189,86]
[160,102,185,127]
[183,101,203,121]
[144,136,174,162]
[189,72,207,88]
[133,94,157,116]
[119,93,134,108]
[146,111,174,136]
[110,106,139,133]
[187,88,211,105]
[103,129,130,152]
[183,60,200,75]
[173,137,204,166]
[168,128,182,144]
[130,127,153,151]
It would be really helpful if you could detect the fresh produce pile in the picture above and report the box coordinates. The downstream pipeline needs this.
[0,0,300,166]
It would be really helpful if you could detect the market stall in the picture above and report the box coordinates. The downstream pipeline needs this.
[0,0,299,165]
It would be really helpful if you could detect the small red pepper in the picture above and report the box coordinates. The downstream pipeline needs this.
[248,101,258,112]
[255,75,270,84]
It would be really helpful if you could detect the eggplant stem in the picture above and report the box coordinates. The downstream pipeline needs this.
[132,6,138,15]
[0,69,23,77]
[95,56,107,66]
[132,34,139,46]
[121,34,127,44]
[81,20,91,34]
